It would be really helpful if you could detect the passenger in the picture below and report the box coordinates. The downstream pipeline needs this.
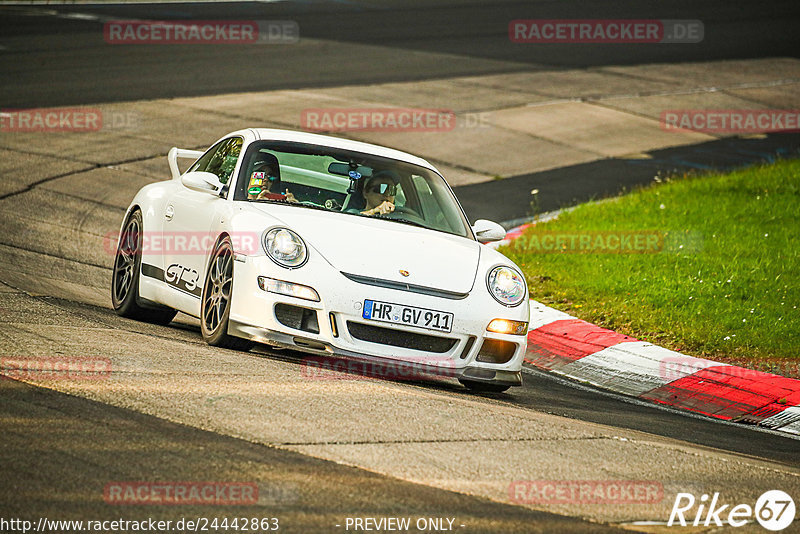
[360,171,399,216]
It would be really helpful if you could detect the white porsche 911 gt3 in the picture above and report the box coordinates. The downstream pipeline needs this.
[111,129,529,391]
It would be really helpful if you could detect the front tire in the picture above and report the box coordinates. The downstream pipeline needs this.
[111,209,177,325]
[200,237,253,351]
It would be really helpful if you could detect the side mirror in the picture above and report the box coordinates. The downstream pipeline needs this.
[472,219,506,243]
[181,171,223,195]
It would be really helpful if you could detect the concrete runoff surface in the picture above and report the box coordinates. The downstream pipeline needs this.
[156,57,800,187]
[1,57,798,192]
[1,0,799,107]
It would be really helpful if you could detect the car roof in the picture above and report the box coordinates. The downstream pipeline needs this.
[243,128,440,175]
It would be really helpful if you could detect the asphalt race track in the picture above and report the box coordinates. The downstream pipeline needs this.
[1,1,800,532]
[2,378,617,534]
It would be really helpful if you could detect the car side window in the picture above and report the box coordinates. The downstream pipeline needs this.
[188,140,224,174]
[189,137,243,184]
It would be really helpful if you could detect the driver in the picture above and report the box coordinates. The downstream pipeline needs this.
[247,161,297,202]
[361,171,399,216]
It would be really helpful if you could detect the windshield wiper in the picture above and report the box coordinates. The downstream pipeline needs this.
[254,199,331,212]
[292,201,331,212]
[382,217,431,230]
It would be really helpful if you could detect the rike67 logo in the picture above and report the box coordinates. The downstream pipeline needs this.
[669,490,795,531]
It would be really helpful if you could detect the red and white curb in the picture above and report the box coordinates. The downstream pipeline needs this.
[493,221,800,435]
[525,300,800,435]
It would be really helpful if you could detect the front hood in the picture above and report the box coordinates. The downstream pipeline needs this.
[254,204,481,294]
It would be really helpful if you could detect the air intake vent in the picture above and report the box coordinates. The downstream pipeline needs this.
[476,339,517,364]
[275,304,319,334]
[459,336,477,359]
[347,321,457,353]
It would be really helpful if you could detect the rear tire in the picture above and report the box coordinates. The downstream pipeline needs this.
[111,209,177,325]
[200,237,253,351]
[460,380,511,394]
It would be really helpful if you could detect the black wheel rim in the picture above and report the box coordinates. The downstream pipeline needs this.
[203,244,233,333]
[113,217,139,304]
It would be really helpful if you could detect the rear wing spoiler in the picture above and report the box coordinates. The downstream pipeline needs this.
[167,147,204,180]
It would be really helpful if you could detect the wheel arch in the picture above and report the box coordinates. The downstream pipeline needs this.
[117,203,141,234]
[204,231,233,271]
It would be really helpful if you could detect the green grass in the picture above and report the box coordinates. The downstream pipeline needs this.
[502,158,800,364]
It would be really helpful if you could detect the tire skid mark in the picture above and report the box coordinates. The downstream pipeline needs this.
[0,144,206,200]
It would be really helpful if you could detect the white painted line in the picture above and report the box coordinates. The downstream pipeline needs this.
[760,406,800,434]
[57,13,98,21]
[527,299,574,331]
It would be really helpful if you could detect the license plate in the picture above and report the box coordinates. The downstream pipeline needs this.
[362,299,454,333]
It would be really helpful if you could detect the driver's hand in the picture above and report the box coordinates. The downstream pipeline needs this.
[284,189,298,203]
[367,201,394,216]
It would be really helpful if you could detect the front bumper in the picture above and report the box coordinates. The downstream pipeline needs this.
[228,254,528,387]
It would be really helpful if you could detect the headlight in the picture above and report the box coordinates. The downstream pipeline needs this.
[263,228,307,268]
[487,266,526,307]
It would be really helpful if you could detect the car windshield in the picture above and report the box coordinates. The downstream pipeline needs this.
[233,141,473,238]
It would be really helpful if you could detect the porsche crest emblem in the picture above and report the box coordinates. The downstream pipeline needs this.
[399,270,410,277]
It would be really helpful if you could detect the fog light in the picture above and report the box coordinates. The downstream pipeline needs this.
[476,339,517,364]
[487,318,528,335]
[258,277,320,302]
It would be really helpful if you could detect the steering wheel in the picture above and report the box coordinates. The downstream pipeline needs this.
[391,206,421,218]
